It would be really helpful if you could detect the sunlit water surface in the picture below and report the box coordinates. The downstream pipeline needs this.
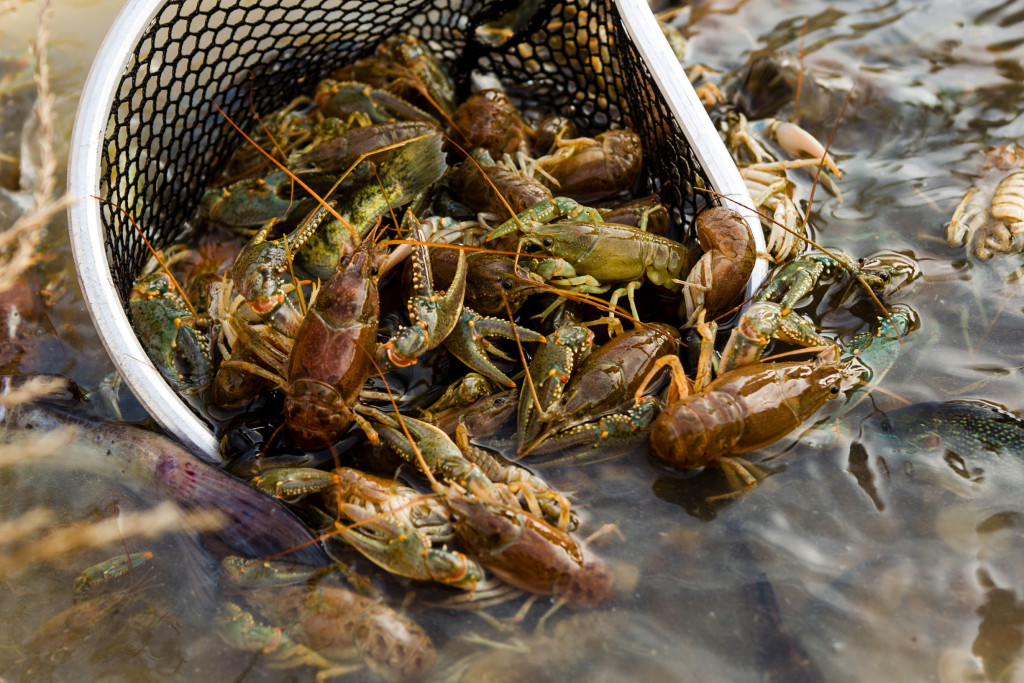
[4,0,1024,680]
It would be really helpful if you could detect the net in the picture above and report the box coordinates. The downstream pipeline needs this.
[69,0,761,457]
[97,0,712,302]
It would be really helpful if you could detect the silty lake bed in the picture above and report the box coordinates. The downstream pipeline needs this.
[3,0,1024,680]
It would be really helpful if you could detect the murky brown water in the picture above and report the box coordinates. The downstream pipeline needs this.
[4,0,1024,680]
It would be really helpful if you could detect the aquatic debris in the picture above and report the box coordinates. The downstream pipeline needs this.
[220,579,436,682]
[0,500,217,577]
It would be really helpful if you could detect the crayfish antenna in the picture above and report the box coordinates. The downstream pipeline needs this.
[359,343,444,495]
[94,196,199,319]
[802,84,852,228]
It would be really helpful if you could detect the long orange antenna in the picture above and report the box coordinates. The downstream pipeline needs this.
[94,196,198,319]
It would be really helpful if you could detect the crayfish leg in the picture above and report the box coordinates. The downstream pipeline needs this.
[693,310,718,393]
[315,664,364,682]
[707,456,766,501]
[535,596,567,635]
[350,409,381,446]
[591,314,626,339]
[483,594,542,631]
[219,359,285,386]
[635,353,689,404]
[581,522,623,546]
[605,279,643,328]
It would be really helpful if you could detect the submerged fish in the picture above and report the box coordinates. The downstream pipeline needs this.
[869,400,1024,459]
[865,400,1024,495]
[0,375,330,567]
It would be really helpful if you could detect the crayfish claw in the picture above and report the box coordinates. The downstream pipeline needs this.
[443,309,545,388]
[378,216,468,372]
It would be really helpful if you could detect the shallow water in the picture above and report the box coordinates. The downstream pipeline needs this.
[4,0,1024,681]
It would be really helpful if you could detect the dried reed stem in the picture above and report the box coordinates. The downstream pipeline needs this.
[0,374,68,406]
[29,0,55,203]
[0,0,35,19]
[0,507,54,548]
[0,425,75,467]
[0,501,226,576]
[0,0,73,294]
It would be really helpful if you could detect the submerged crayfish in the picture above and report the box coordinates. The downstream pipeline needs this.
[250,466,485,590]
[219,556,436,682]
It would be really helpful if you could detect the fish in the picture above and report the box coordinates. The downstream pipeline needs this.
[865,400,1024,494]
[0,374,330,567]
[869,400,1024,459]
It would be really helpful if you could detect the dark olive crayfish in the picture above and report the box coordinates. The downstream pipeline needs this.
[518,322,678,459]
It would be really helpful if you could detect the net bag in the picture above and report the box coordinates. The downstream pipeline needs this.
[67,0,767,457]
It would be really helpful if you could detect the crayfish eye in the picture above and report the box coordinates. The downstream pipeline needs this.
[370,266,379,276]
[502,279,514,289]
[829,385,840,394]
[542,237,554,248]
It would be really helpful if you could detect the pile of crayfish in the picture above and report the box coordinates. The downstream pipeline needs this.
[124,32,921,680]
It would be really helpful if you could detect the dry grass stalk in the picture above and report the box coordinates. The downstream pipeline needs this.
[0,0,36,19]
[0,425,76,467]
[0,507,54,548]
[28,0,55,203]
[0,0,73,294]
[0,501,226,576]
[0,374,68,406]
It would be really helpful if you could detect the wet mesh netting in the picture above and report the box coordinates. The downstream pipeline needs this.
[100,0,713,304]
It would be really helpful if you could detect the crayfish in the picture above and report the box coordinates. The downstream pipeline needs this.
[649,346,851,490]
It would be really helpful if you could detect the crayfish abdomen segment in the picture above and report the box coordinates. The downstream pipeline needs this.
[285,310,378,404]
[649,391,746,468]
[448,495,613,606]
[284,379,354,450]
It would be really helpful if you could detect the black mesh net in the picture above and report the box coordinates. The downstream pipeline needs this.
[99,0,713,304]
